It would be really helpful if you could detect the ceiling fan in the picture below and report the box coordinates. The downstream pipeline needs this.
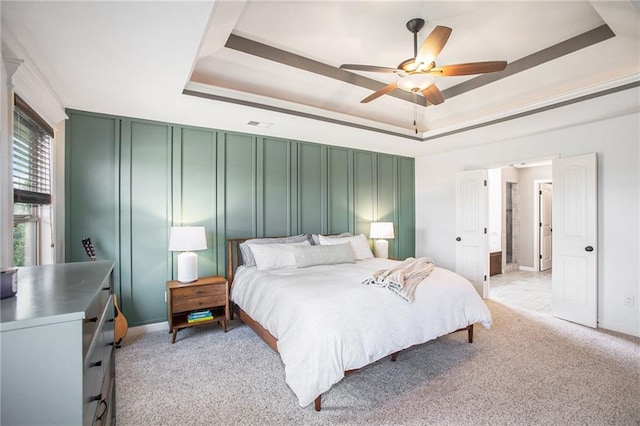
[340,18,507,106]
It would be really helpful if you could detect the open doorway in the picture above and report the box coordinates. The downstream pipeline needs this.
[487,161,552,314]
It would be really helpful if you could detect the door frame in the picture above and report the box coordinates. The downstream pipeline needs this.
[485,156,556,298]
[533,179,553,272]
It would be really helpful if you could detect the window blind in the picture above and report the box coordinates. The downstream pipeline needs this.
[13,96,53,205]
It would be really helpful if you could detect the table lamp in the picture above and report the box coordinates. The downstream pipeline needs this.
[169,226,207,282]
[369,222,395,259]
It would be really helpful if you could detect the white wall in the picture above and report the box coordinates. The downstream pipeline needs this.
[415,111,640,337]
[487,168,501,252]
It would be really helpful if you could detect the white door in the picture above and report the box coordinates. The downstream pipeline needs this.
[455,169,488,297]
[552,153,597,328]
[540,183,553,271]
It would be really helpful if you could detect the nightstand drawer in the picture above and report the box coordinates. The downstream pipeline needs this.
[173,294,226,313]
[172,284,226,301]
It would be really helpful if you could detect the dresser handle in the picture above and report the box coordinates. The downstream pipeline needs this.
[88,394,102,402]
[86,317,98,323]
[96,400,108,422]
[89,360,102,368]
[101,286,111,291]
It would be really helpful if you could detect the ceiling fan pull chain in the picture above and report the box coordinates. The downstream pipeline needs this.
[413,93,418,134]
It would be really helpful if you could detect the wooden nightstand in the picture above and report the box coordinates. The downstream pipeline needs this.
[166,276,229,344]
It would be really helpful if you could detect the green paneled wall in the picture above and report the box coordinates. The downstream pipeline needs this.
[124,120,172,324]
[173,126,217,278]
[223,132,256,238]
[354,151,376,236]
[397,157,415,260]
[65,109,415,326]
[65,111,119,284]
[260,137,291,236]
[327,147,352,233]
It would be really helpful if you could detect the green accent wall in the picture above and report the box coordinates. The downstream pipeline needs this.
[65,110,415,326]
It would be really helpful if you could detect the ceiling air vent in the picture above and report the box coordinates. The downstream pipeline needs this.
[246,121,273,128]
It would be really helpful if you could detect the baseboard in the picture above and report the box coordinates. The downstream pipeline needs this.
[126,321,168,338]
[598,320,640,338]
[519,266,536,272]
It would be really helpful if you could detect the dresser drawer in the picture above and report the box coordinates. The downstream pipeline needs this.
[94,368,115,426]
[85,349,114,426]
[83,285,112,357]
[84,295,114,424]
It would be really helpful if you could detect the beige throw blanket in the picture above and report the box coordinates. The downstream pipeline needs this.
[362,257,435,302]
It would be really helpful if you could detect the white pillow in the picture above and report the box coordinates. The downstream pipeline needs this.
[318,233,374,260]
[239,234,310,266]
[292,244,354,268]
[311,232,353,245]
[250,241,310,271]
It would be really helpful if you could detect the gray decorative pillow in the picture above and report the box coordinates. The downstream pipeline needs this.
[292,243,355,268]
[239,234,310,267]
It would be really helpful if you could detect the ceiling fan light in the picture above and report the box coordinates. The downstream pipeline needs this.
[397,74,435,93]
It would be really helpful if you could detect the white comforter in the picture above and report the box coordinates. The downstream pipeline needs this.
[230,258,492,407]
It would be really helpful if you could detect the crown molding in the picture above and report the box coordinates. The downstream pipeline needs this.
[2,27,67,126]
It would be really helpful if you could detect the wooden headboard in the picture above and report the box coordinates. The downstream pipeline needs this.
[227,238,250,285]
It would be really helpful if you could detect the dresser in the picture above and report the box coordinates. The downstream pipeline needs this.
[0,261,116,425]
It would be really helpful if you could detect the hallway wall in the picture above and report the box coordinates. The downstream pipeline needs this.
[415,111,640,337]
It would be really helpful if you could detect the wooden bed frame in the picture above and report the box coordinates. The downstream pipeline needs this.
[226,237,474,411]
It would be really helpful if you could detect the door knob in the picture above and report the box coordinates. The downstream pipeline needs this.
[456,237,461,242]
[585,246,594,252]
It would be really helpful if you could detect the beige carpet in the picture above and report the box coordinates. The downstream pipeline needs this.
[116,300,640,425]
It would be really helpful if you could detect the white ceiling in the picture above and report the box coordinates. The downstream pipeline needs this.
[2,1,639,158]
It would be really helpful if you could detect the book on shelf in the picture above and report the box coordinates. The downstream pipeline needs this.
[187,315,213,324]
[188,309,212,320]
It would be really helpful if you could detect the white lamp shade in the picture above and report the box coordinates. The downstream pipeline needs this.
[369,222,395,239]
[168,226,207,252]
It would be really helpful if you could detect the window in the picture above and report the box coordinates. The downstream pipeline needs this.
[12,95,53,267]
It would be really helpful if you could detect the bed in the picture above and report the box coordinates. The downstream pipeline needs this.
[227,235,492,411]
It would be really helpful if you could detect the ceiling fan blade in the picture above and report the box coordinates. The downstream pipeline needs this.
[417,26,452,63]
[430,61,507,76]
[421,84,444,105]
[340,64,399,73]
[361,81,398,103]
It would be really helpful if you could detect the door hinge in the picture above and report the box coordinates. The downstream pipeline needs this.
[484,227,487,234]
[540,222,542,227]
[539,254,542,259]
[483,275,487,281]
[484,180,487,186]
